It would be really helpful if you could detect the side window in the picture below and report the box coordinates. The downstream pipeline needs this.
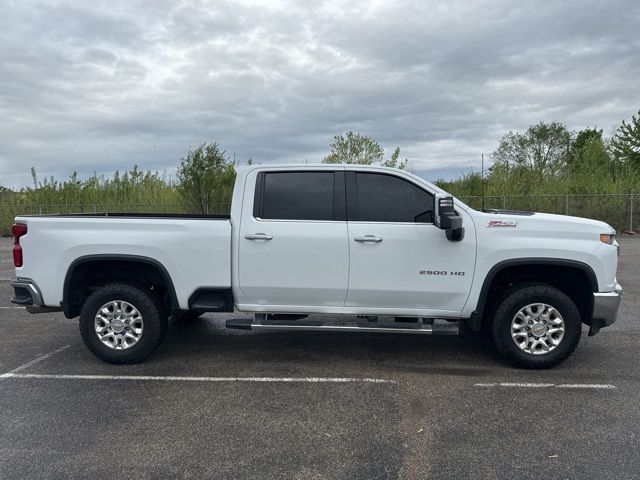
[258,172,336,221]
[352,173,434,223]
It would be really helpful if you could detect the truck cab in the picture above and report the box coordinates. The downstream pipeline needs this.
[232,166,475,317]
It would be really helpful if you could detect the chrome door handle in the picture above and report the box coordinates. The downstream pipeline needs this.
[354,235,383,243]
[245,233,273,241]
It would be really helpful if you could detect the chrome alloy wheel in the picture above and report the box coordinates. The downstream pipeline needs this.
[94,300,144,350]
[511,303,565,355]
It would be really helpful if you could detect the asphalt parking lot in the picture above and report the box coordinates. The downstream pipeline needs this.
[1,236,639,479]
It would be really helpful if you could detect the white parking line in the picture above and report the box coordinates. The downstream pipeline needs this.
[0,346,613,390]
[475,382,616,390]
[0,306,25,309]
[0,373,395,384]
[0,345,70,377]
[498,382,555,388]
[555,383,617,389]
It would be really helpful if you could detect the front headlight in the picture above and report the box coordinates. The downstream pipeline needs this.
[600,233,616,245]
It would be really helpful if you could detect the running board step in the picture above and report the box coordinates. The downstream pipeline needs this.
[225,318,459,335]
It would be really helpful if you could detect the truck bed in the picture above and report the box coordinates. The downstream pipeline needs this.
[13,214,232,310]
[18,213,231,219]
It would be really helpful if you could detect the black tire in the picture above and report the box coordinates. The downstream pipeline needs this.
[79,283,168,364]
[491,283,582,369]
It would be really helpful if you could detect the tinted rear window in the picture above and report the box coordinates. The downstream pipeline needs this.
[260,172,335,221]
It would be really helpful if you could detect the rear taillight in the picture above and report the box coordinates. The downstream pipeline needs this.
[12,223,27,267]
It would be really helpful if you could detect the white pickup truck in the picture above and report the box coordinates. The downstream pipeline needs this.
[10,165,622,368]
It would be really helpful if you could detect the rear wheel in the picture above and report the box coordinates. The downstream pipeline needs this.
[79,283,168,364]
[491,284,581,369]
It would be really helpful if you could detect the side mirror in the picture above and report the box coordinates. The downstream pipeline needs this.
[435,195,464,241]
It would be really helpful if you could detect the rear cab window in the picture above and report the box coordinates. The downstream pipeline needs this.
[253,171,346,221]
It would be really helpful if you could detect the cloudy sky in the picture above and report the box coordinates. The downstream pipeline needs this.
[1,0,639,188]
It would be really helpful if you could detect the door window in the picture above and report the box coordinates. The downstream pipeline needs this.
[257,171,340,221]
[351,172,434,223]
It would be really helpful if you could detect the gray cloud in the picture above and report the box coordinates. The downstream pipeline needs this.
[1,0,639,188]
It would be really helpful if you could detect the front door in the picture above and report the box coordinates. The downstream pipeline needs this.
[238,169,349,307]
[345,171,475,313]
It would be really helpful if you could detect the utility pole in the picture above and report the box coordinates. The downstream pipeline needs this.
[481,153,485,211]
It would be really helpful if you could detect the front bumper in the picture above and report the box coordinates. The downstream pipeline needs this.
[590,283,622,334]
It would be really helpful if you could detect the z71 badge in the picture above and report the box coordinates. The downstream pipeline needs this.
[486,220,518,227]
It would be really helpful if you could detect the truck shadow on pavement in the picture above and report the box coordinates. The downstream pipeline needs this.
[159,316,504,377]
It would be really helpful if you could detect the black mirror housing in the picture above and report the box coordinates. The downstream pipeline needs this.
[435,195,464,241]
[436,196,461,229]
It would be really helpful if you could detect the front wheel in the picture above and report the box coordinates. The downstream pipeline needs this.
[491,284,582,369]
[79,283,168,364]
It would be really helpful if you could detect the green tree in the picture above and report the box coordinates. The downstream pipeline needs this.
[381,147,408,170]
[569,128,603,167]
[567,135,612,193]
[176,143,236,214]
[0,185,12,198]
[612,109,640,169]
[322,132,383,165]
[491,121,572,178]
[567,128,613,186]
[581,136,611,171]
[435,171,484,196]
[322,132,407,169]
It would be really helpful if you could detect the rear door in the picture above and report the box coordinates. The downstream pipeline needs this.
[345,171,475,313]
[237,169,349,307]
